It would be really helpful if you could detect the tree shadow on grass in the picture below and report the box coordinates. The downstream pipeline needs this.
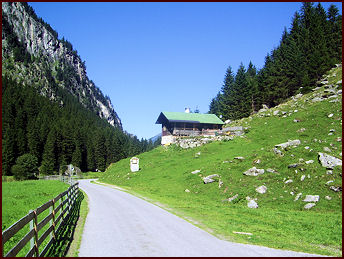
[45,191,84,257]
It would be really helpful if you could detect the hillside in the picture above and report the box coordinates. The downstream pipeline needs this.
[2,2,121,128]
[99,65,342,256]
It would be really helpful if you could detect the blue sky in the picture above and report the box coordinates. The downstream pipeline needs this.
[29,2,342,140]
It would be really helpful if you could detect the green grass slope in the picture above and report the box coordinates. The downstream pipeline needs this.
[100,65,342,256]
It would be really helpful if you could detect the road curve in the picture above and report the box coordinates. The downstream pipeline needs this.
[78,179,321,257]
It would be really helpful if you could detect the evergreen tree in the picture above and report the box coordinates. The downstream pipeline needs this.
[219,66,235,120]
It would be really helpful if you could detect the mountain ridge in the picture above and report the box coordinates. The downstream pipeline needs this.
[2,2,122,128]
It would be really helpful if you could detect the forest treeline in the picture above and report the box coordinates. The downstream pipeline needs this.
[2,76,160,176]
[209,2,342,120]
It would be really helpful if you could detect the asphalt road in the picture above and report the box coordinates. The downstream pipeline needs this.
[78,179,322,257]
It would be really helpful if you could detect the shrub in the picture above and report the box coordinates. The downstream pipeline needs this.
[11,154,38,180]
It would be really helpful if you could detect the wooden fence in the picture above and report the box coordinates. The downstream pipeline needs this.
[2,182,79,257]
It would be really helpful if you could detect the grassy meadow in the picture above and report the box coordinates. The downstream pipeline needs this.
[99,66,342,256]
[2,180,69,256]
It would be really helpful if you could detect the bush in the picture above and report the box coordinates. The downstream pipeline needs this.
[11,154,38,180]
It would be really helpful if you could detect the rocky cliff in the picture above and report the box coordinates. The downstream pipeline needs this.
[2,2,122,128]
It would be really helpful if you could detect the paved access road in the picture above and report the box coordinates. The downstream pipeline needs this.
[78,179,322,257]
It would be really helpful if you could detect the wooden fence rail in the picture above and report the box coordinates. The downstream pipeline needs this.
[2,182,79,257]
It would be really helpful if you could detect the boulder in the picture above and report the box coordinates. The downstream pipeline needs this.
[191,169,201,174]
[243,167,265,176]
[304,203,316,209]
[325,196,332,200]
[303,195,319,202]
[256,185,267,194]
[203,174,219,184]
[247,200,258,209]
[318,152,342,169]
[275,139,301,150]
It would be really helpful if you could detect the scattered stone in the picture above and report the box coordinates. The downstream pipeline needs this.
[234,156,245,161]
[273,148,284,156]
[256,185,267,194]
[326,180,334,185]
[323,147,332,153]
[290,192,294,195]
[303,195,319,202]
[304,203,316,209]
[203,174,220,184]
[325,196,332,200]
[195,152,201,156]
[312,97,324,102]
[298,128,306,133]
[273,110,280,116]
[301,175,306,181]
[227,194,239,202]
[294,193,302,201]
[191,169,201,174]
[326,170,333,175]
[307,174,311,178]
[233,231,253,236]
[288,163,299,168]
[336,137,341,142]
[329,129,336,132]
[267,168,278,174]
[293,119,300,123]
[305,160,314,164]
[243,167,265,176]
[330,186,342,192]
[336,79,342,84]
[185,189,190,193]
[275,139,301,150]
[254,159,261,164]
[218,179,223,188]
[247,200,258,209]
[224,119,231,124]
[285,179,293,184]
[328,113,334,118]
[318,152,342,169]
[304,146,310,150]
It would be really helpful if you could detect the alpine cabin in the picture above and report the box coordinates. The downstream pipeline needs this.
[155,110,224,145]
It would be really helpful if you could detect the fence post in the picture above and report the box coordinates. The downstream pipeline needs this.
[29,210,34,253]
[51,199,56,242]
[33,210,39,257]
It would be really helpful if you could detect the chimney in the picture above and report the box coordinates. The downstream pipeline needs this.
[184,107,190,113]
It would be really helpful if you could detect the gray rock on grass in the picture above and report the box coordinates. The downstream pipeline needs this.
[203,174,219,184]
[275,139,301,150]
[304,203,316,209]
[318,152,342,169]
[247,200,258,209]
[243,167,265,176]
[303,195,319,202]
[256,185,267,194]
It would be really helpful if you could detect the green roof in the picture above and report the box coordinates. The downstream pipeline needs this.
[156,112,224,124]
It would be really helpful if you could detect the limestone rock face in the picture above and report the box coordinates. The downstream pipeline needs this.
[2,2,122,128]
